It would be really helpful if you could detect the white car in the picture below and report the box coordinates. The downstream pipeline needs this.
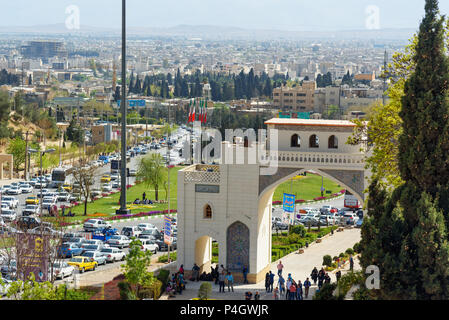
[6,187,21,195]
[106,235,131,249]
[42,197,57,210]
[57,192,70,202]
[29,226,63,237]
[49,262,75,280]
[20,184,33,193]
[121,226,142,238]
[100,247,126,263]
[1,210,16,223]
[137,223,156,231]
[101,184,112,192]
[82,239,105,246]
[22,205,39,216]
[138,239,159,254]
[2,196,18,208]
[83,219,111,232]
[0,185,11,193]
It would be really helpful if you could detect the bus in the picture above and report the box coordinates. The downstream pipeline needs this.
[344,191,361,210]
[50,167,68,188]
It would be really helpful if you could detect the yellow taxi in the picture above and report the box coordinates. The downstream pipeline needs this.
[101,175,111,183]
[62,184,72,192]
[25,196,39,205]
[67,256,98,273]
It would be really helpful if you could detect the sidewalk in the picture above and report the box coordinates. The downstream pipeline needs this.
[162,228,361,300]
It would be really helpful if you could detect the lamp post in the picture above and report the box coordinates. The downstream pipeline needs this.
[117,0,130,215]
[28,148,55,216]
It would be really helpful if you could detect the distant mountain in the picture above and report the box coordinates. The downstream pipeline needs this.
[0,23,416,41]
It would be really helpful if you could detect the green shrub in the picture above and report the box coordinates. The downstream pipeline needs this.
[322,254,333,267]
[290,225,306,237]
[333,256,339,261]
[313,283,342,300]
[158,252,177,263]
[118,281,136,300]
[149,279,163,300]
[339,252,345,258]
[157,269,170,288]
[353,242,361,253]
[345,248,355,256]
[197,282,212,300]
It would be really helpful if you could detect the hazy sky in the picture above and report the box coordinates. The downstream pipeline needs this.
[2,0,449,31]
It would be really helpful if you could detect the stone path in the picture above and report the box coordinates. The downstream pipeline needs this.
[161,228,361,300]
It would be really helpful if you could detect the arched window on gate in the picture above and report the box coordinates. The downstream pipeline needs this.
[204,204,212,219]
[309,135,319,148]
[291,134,301,147]
[328,135,338,149]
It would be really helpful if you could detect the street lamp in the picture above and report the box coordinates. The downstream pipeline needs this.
[28,148,55,216]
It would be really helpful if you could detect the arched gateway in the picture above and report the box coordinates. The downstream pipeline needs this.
[177,118,370,283]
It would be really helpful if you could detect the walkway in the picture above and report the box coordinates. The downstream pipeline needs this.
[162,228,361,300]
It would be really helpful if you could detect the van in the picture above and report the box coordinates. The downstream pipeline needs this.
[121,226,142,238]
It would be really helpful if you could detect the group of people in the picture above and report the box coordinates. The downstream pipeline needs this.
[310,267,332,290]
[166,266,186,297]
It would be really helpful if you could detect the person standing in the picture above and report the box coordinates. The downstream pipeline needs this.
[277,261,284,276]
[285,276,292,300]
[304,277,311,299]
[311,267,318,285]
[142,191,146,201]
[265,272,270,293]
[226,272,234,292]
[318,269,325,290]
[350,255,354,271]
[296,280,303,300]
[192,263,200,281]
[269,271,275,292]
[218,271,226,293]
[254,291,260,300]
[324,273,331,285]
[336,270,342,283]
[289,281,297,300]
[242,265,249,284]
[278,274,285,295]
[273,287,280,300]
[214,265,219,284]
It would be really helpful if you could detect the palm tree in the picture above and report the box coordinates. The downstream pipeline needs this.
[137,153,166,201]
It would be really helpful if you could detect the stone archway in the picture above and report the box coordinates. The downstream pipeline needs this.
[226,221,250,272]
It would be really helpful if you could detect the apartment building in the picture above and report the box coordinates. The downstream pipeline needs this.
[272,81,316,112]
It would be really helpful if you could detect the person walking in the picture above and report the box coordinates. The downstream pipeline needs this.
[296,280,303,300]
[214,265,219,284]
[304,277,311,299]
[269,271,275,292]
[336,270,342,283]
[318,269,325,290]
[265,272,270,293]
[285,276,292,300]
[278,274,285,295]
[289,281,297,300]
[226,272,234,292]
[277,261,284,276]
[324,273,331,285]
[349,255,354,271]
[218,271,226,293]
[311,267,318,285]
[242,265,249,284]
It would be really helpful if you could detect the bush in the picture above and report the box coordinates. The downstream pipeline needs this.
[345,248,355,256]
[149,279,163,300]
[197,282,212,300]
[158,252,177,263]
[290,225,306,237]
[157,269,170,289]
[353,242,361,253]
[118,281,136,300]
[323,254,333,267]
[313,283,342,300]
[339,253,345,258]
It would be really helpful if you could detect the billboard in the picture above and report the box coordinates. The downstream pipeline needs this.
[117,99,146,107]
[283,193,296,213]
[16,233,50,282]
[163,216,172,245]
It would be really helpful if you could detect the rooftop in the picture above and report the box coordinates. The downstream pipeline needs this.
[264,118,356,127]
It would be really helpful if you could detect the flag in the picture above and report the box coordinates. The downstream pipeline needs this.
[188,99,192,123]
[192,98,196,122]
[203,98,207,123]
[199,99,203,123]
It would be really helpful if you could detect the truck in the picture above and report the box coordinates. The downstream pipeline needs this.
[50,167,68,189]
[344,191,361,210]
[91,227,119,242]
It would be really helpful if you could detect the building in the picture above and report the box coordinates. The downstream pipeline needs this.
[272,81,316,112]
[354,72,375,82]
[91,124,114,145]
[21,41,68,63]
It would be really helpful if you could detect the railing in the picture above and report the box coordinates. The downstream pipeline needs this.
[260,151,365,168]
[184,165,221,183]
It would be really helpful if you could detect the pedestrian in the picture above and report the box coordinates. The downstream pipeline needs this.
[324,273,331,285]
[318,269,325,290]
[61,206,65,216]
[245,291,253,300]
[142,191,146,201]
[219,264,225,274]
[226,272,234,292]
[242,265,249,284]
[192,263,200,281]
[179,264,184,275]
[337,257,340,268]
[178,273,185,294]
[254,291,260,300]
[273,287,280,300]
[218,271,226,293]
[265,272,270,292]
[285,276,292,300]
[311,267,318,285]
[269,271,275,292]
[278,274,285,295]
[296,280,303,300]
[336,270,342,282]
[289,281,296,300]
[214,265,219,284]
[277,260,284,276]
[350,255,354,271]
[304,277,311,299]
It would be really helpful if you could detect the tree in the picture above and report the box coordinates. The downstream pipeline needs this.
[72,163,96,216]
[136,153,167,201]
[7,137,26,173]
[121,239,155,298]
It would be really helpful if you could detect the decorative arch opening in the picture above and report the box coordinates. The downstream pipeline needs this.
[328,135,338,149]
[309,134,319,148]
[291,134,301,147]
[226,221,250,272]
[203,204,212,219]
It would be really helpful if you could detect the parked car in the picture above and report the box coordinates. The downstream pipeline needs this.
[273,221,289,230]
[67,256,97,273]
[83,219,111,232]
[100,247,126,263]
[80,244,107,254]
[25,196,39,205]
[81,251,107,266]
[62,232,83,243]
[355,218,363,228]
[20,184,33,193]
[101,175,111,183]
[156,238,177,251]
[57,192,70,202]
[121,226,142,238]
[29,226,63,237]
[15,216,42,230]
[82,239,104,246]
[22,205,39,216]
[1,259,16,278]
[6,186,21,195]
[58,242,84,258]
[343,213,358,225]
[138,239,159,253]
[62,184,72,192]
[101,184,112,192]
[137,223,156,231]
[106,235,131,249]
[129,169,137,177]
[1,210,16,223]
[140,228,162,240]
[49,261,75,280]
[41,197,56,210]
[2,196,18,208]
[320,205,332,214]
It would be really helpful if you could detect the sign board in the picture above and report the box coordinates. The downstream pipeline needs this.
[279,111,311,119]
[195,184,220,193]
[16,233,49,282]
[283,193,296,213]
[164,215,172,245]
[117,99,146,107]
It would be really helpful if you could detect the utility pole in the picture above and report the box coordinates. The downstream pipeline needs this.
[24,131,29,180]
[383,49,388,106]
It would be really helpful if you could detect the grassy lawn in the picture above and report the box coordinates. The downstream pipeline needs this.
[272,173,342,202]
[59,167,182,223]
